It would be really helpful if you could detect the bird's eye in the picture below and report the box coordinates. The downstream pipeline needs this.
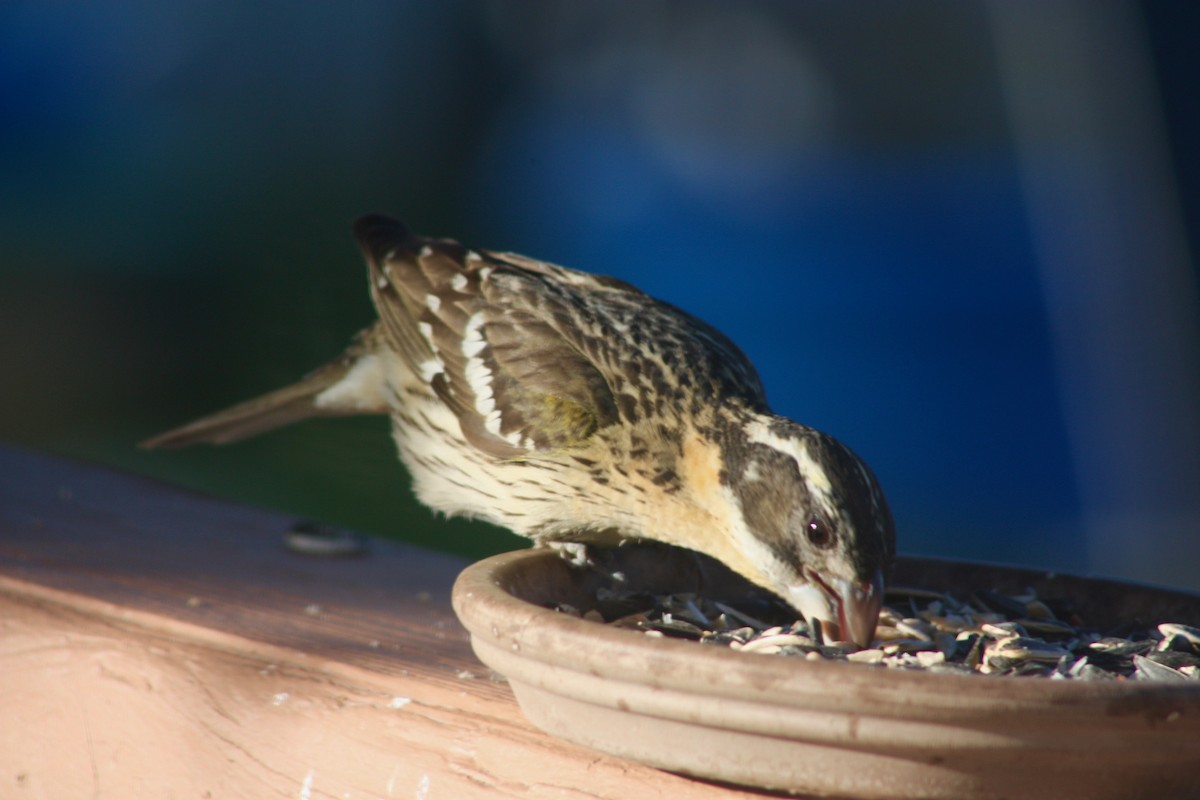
[806,519,836,549]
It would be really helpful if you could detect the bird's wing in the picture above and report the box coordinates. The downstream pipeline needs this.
[354,215,622,459]
[487,248,769,419]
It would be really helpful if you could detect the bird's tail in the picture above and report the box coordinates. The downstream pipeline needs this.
[140,326,387,450]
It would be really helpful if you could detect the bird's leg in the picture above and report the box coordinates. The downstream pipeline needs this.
[547,541,592,569]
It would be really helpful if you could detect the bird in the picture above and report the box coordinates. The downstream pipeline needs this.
[143,214,896,647]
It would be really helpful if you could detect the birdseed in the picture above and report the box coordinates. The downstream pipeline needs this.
[555,582,1200,680]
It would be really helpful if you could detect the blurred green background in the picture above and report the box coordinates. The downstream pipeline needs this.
[3,1,1199,588]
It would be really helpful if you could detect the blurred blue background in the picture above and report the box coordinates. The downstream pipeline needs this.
[3,1,1198,589]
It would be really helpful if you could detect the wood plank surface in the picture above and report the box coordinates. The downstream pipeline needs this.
[0,445,772,799]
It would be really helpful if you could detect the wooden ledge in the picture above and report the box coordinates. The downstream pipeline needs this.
[0,445,768,799]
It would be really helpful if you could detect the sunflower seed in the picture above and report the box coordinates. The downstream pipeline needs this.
[973,590,1030,618]
[566,563,1199,680]
[896,618,936,641]
[1133,654,1190,682]
[740,633,817,654]
[712,601,773,630]
[1147,650,1200,670]
[1159,623,1200,649]
[846,648,886,664]
[916,650,946,667]
[883,638,939,655]
[981,621,1029,638]
[1088,638,1154,656]
[1015,618,1078,638]
[1023,599,1057,620]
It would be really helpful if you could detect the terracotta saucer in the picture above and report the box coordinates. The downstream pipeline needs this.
[452,545,1200,800]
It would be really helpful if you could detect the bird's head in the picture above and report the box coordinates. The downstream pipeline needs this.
[713,415,895,647]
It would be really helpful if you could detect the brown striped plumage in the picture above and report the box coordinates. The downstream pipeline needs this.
[144,215,895,646]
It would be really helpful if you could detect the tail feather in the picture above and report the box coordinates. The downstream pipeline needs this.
[141,328,387,450]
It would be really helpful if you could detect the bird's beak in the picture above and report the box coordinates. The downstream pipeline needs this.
[788,568,884,648]
[831,570,884,648]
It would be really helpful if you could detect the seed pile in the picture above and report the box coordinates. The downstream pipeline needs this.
[555,583,1200,681]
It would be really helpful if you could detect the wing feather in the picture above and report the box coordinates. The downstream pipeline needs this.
[352,215,767,462]
[354,216,619,457]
